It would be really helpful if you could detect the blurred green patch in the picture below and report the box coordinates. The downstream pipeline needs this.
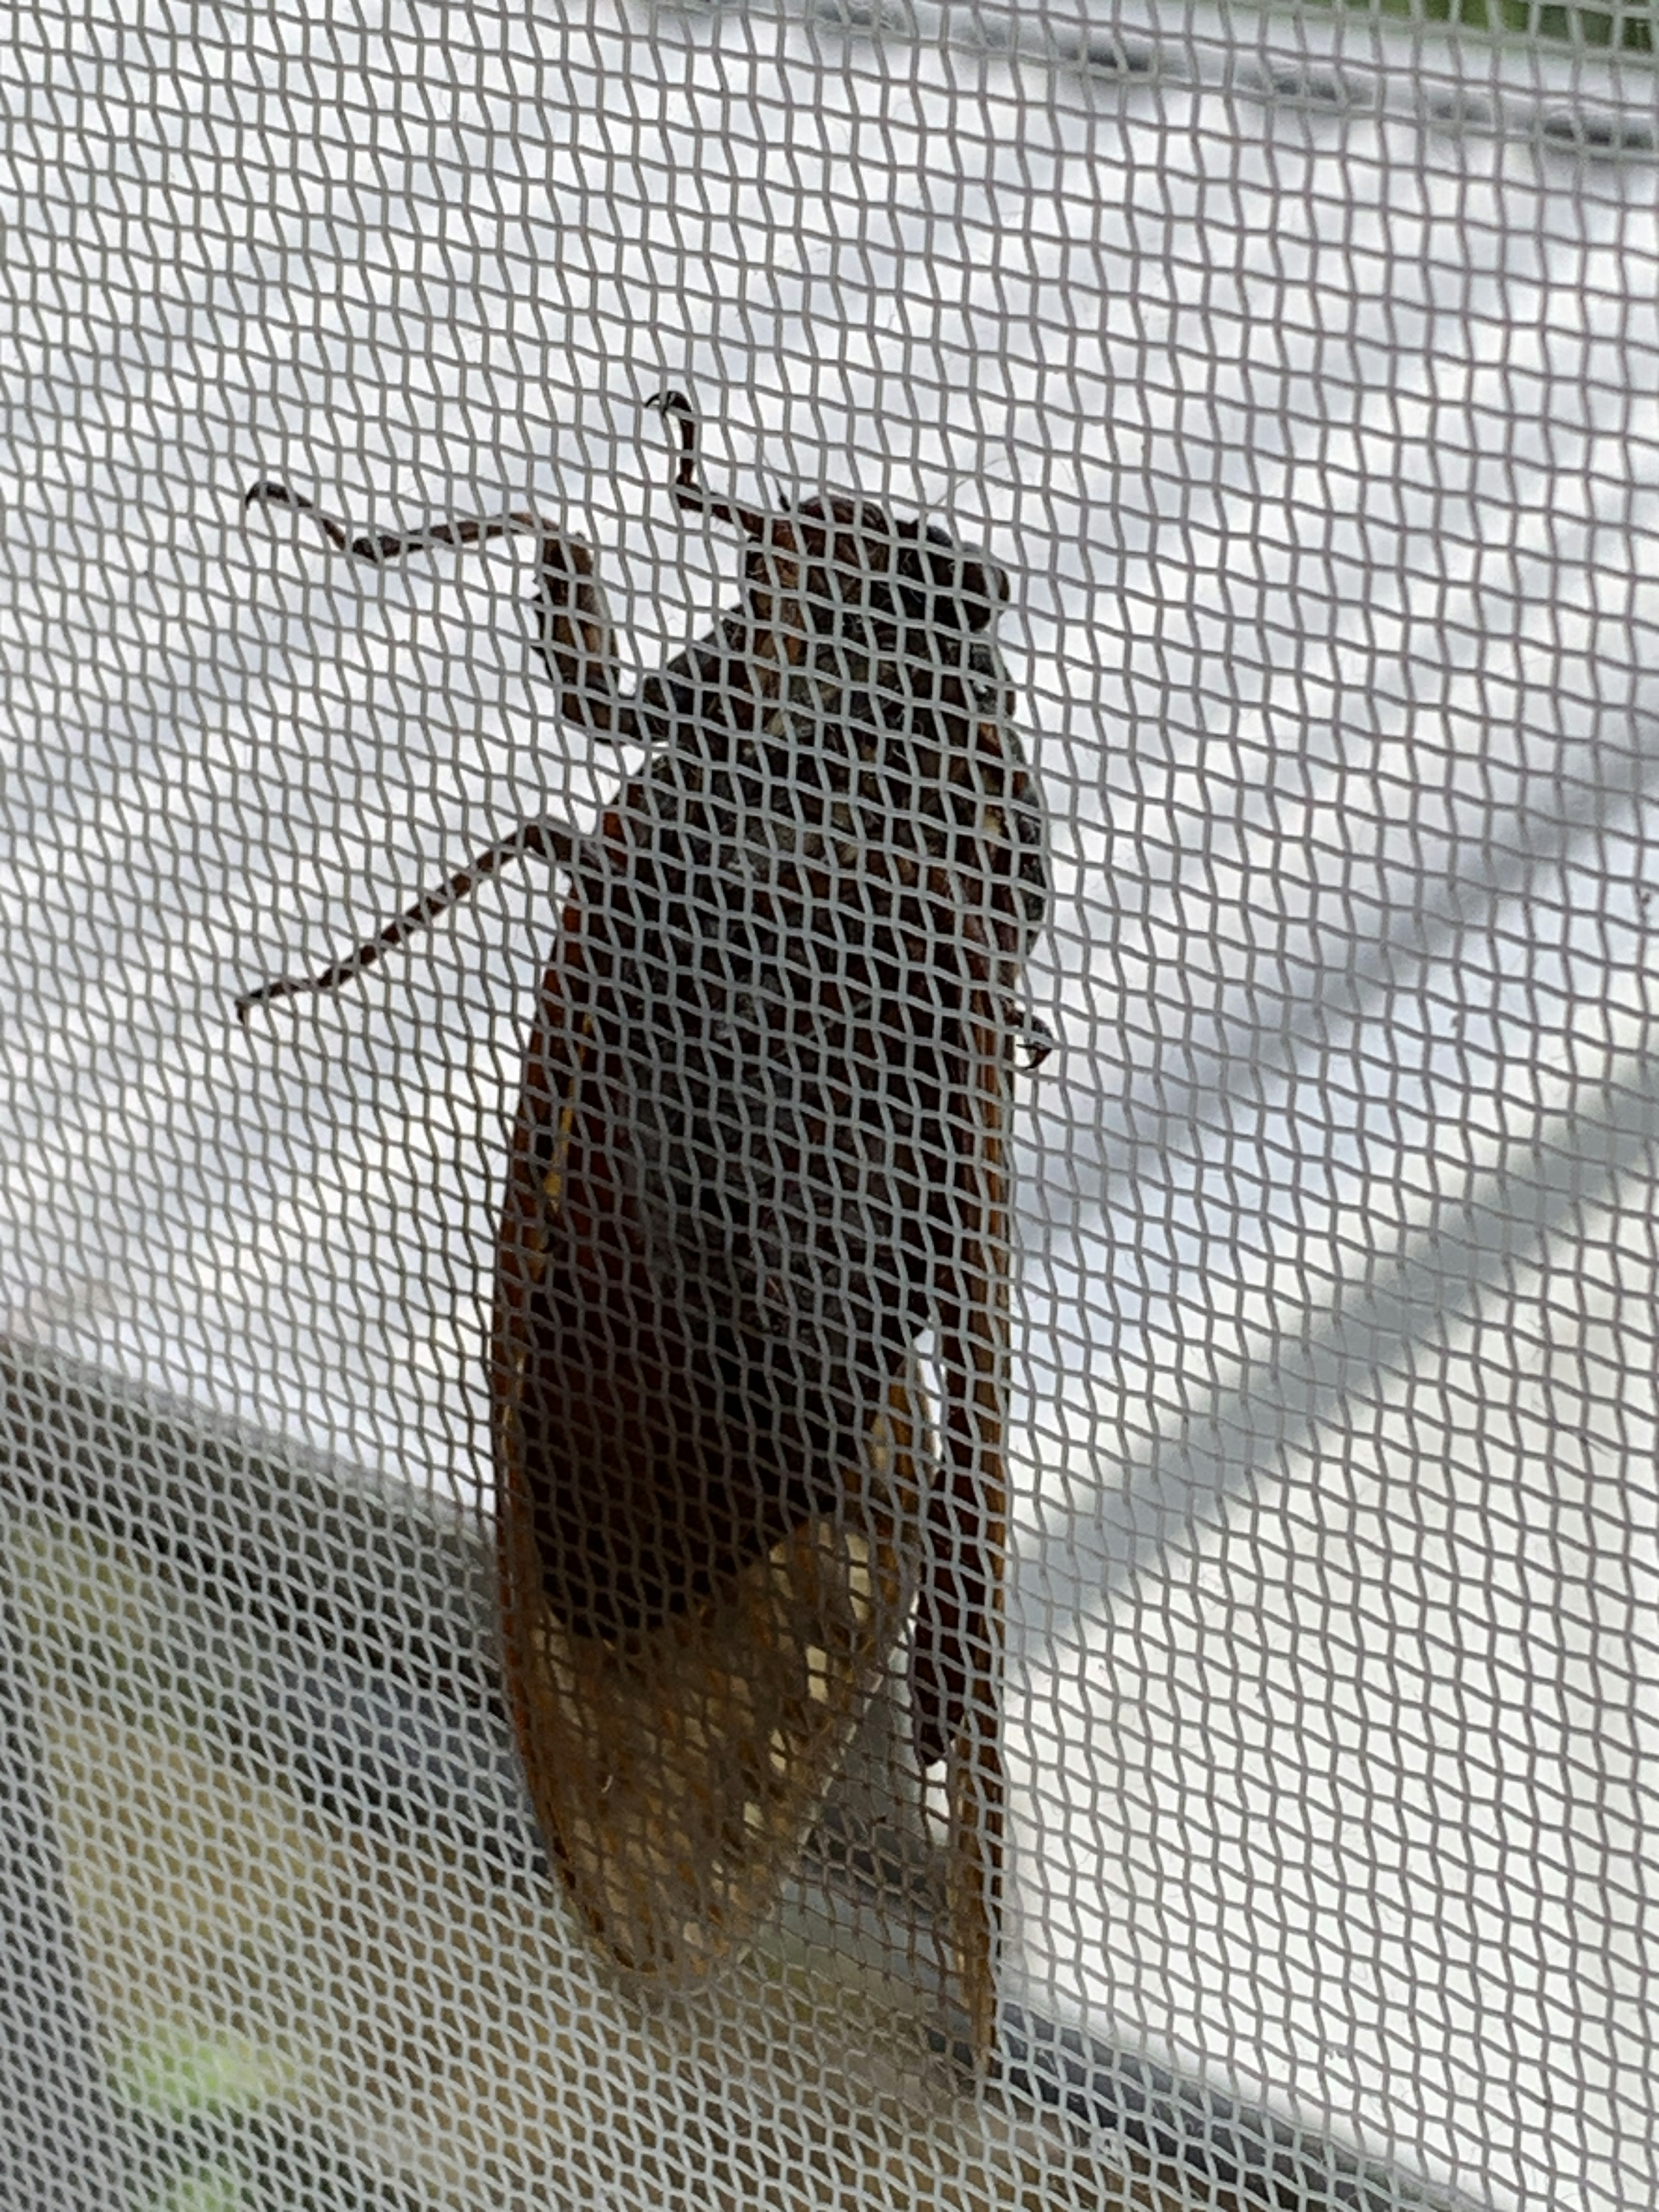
[113,2028,294,2124]
[1367,0,1655,52]
[111,2028,429,2212]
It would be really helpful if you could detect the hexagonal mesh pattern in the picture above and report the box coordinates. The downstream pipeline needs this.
[3,7,1655,2210]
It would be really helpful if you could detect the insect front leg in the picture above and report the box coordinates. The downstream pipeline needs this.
[236,482,655,1018]
[244,477,657,747]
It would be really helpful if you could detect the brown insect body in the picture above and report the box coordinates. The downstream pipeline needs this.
[241,399,1047,2055]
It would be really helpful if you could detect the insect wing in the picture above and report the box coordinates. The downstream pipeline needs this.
[938,997,1013,2066]
[493,887,929,1983]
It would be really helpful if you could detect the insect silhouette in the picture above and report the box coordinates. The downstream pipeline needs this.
[239,394,1049,2062]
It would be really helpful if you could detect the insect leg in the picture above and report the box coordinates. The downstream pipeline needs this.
[244,480,541,567]
[648,390,769,540]
[245,480,648,747]
[235,816,583,1022]
[1010,1006,1057,1071]
[237,480,663,1020]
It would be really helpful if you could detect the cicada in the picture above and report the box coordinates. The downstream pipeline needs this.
[239,394,1049,2061]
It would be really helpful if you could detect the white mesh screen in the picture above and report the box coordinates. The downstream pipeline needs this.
[3,6,1656,2211]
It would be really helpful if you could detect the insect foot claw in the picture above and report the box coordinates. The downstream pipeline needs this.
[233,977,305,1023]
[244,480,311,515]
[649,390,699,467]
[1015,1013,1058,1072]
[647,390,729,524]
